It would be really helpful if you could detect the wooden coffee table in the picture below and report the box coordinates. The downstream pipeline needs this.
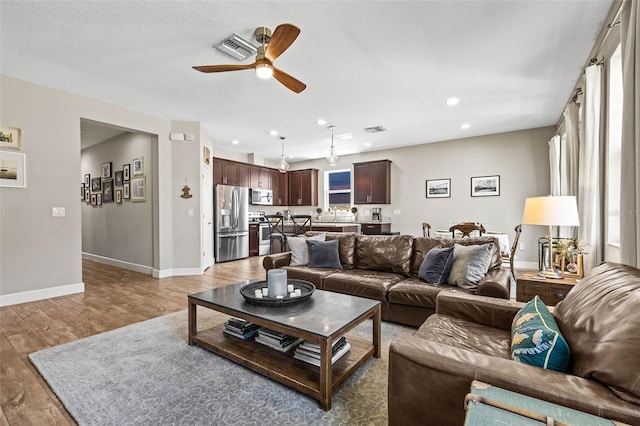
[188,280,381,410]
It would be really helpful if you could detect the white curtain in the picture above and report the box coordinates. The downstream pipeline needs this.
[620,0,640,268]
[578,64,603,272]
[560,103,580,238]
[549,134,561,196]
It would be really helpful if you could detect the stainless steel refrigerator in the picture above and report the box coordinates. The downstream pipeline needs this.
[214,184,249,262]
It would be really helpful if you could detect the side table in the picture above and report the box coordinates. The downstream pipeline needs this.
[515,270,578,306]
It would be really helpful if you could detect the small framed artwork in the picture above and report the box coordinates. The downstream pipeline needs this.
[97,193,103,206]
[131,176,145,201]
[84,188,90,203]
[91,194,97,206]
[102,179,114,202]
[123,182,131,200]
[81,184,86,201]
[426,178,451,198]
[115,170,123,186]
[116,189,123,204]
[123,164,131,182]
[203,146,211,165]
[0,151,26,188]
[91,177,101,192]
[101,162,112,178]
[471,175,500,197]
[0,126,22,150]
[84,173,90,187]
[132,157,144,176]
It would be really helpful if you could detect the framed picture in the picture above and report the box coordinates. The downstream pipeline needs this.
[81,184,86,201]
[84,173,90,187]
[114,170,123,186]
[91,194,97,206]
[84,188,90,203]
[102,178,114,202]
[131,176,145,201]
[426,178,451,198]
[123,164,131,182]
[203,146,211,165]
[0,151,26,188]
[97,193,103,206]
[91,177,101,192]
[116,189,123,204]
[0,126,22,150]
[101,162,112,178]
[471,175,500,197]
[132,157,143,176]
[123,182,131,199]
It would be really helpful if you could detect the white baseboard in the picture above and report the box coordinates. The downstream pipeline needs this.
[514,260,538,270]
[0,282,85,307]
[153,268,202,278]
[82,252,154,275]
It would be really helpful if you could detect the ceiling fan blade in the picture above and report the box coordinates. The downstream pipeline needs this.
[272,67,306,93]
[193,63,256,73]
[265,24,301,62]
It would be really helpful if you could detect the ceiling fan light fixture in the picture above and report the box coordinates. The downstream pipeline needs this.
[255,63,273,79]
[325,125,339,167]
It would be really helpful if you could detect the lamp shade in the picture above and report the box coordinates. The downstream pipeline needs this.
[522,196,580,226]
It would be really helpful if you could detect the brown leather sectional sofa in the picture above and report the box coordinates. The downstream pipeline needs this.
[262,232,512,327]
[388,262,640,425]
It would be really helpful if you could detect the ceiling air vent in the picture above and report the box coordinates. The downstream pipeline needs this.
[364,126,387,133]
[215,33,257,61]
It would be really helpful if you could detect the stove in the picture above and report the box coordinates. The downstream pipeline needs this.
[249,211,270,255]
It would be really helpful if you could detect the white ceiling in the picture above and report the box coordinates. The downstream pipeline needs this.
[1,1,613,163]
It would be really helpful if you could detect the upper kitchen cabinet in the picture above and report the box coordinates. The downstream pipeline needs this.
[353,160,391,204]
[271,169,288,206]
[212,157,250,187]
[288,169,318,206]
[250,166,272,189]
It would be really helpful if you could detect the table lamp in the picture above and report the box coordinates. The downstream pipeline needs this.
[521,196,580,279]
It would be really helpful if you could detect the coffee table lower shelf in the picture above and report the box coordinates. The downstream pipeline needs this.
[191,324,374,408]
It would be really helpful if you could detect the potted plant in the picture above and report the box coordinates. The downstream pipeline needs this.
[316,207,322,221]
[350,206,358,221]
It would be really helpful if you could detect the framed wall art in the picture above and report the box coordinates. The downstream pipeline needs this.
[101,162,112,178]
[91,177,101,192]
[426,178,451,198]
[0,151,26,188]
[0,126,22,150]
[84,188,90,203]
[81,184,86,201]
[123,163,130,182]
[203,146,211,165]
[123,182,130,200]
[91,194,97,206]
[115,170,123,186]
[132,157,143,176]
[471,175,500,197]
[97,193,103,206]
[131,176,145,201]
[84,173,90,187]
[102,179,114,203]
[116,189,123,204]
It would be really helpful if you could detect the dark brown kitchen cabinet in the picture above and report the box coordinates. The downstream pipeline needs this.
[249,223,259,256]
[361,223,391,235]
[353,160,391,204]
[212,157,250,187]
[250,166,271,189]
[271,169,289,206]
[288,169,318,206]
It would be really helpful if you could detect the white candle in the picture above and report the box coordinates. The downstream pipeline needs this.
[267,269,288,298]
[262,287,268,296]
[287,284,294,293]
[254,289,262,298]
[294,289,302,297]
[290,292,297,298]
[255,293,263,299]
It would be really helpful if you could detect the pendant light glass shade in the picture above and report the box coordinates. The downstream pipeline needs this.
[277,137,289,173]
[326,125,339,166]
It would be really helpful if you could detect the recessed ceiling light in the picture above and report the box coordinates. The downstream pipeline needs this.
[316,119,327,125]
[269,130,278,136]
[461,123,470,129]
[446,97,460,106]
[231,140,239,145]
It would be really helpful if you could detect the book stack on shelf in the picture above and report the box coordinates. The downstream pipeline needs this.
[223,318,260,340]
[255,328,303,352]
[293,336,351,367]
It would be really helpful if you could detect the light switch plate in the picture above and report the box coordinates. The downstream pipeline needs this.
[52,207,65,217]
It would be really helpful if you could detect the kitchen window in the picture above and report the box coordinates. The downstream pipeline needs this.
[324,169,351,211]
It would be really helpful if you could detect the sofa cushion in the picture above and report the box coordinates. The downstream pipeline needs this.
[322,269,405,301]
[511,295,570,372]
[553,262,640,404]
[387,277,470,310]
[306,239,342,269]
[305,231,356,268]
[418,246,454,284]
[447,243,493,289]
[287,233,325,266]
[354,234,414,276]
[281,265,338,289]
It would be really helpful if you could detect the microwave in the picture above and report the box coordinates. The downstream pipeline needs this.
[250,188,273,205]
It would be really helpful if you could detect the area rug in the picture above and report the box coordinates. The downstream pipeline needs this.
[29,308,413,425]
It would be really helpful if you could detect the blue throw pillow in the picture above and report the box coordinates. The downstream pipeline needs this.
[306,239,342,269]
[511,296,570,372]
[418,246,454,284]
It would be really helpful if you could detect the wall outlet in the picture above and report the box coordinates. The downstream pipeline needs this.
[519,243,525,250]
[187,209,194,217]
[52,207,65,217]
[393,209,401,215]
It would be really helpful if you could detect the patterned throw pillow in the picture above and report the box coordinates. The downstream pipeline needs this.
[418,246,454,284]
[511,296,570,372]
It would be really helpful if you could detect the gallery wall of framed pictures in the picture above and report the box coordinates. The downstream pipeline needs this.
[425,175,501,199]
[82,156,145,207]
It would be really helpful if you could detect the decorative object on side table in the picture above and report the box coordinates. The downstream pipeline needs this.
[240,279,315,307]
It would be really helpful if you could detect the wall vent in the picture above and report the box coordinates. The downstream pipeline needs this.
[215,33,257,60]
[364,126,387,133]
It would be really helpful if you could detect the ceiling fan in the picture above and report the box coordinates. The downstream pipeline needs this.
[193,23,307,93]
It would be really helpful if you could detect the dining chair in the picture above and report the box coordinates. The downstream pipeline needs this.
[449,222,486,238]
[422,222,431,237]
[510,224,522,280]
[265,214,286,253]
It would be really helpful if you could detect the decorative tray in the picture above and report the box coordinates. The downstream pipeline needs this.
[240,279,315,307]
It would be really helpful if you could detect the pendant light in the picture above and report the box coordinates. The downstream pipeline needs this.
[277,136,289,173]
[326,125,339,166]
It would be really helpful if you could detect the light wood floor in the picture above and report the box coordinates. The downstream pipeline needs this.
[0,256,266,425]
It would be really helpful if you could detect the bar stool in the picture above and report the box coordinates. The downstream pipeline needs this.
[287,215,312,237]
[265,214,286,253]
